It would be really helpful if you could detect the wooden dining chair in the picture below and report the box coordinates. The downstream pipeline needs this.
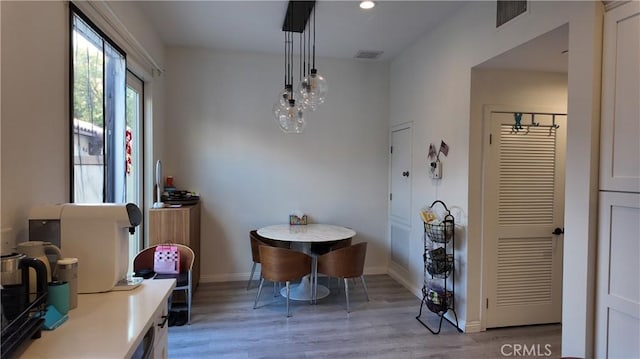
[312,237,353,289]
[310,237,352,255]
[317,242,369,313]
[247,230,291,290]
[253,245,312,317]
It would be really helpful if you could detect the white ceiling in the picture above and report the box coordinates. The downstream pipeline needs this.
[135,0,468,62]
[135,0,569,72]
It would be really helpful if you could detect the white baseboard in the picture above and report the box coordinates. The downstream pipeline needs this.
[463,320,482,333]
[363,266,388,275]
[200,272,250,283]
[387,265,421,298]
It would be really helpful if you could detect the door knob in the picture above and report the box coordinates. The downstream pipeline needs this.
[402,171,410,177]
[552,227,564,235]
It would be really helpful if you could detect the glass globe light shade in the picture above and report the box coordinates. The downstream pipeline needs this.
[273,99,285,118]
[276,84,294,108]
[273,85,296,122]
[299,69,327,111]
[275,99,305,133]
[293,104,306,133]
[299,78,317,112]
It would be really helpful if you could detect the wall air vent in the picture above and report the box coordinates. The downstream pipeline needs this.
[496,0,527,28]
[354,50,384,60]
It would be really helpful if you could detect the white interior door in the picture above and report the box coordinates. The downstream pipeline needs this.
[482,108,566,328]
[599,3,640,193]
[390,125,412,223]
[596,192,640,358]
[389,124,412,271]
[596,3,640,357]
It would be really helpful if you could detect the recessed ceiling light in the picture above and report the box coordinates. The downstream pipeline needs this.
[360,1,375,10]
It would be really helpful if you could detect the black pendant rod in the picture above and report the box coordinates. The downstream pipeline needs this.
[302,23,306,78]
[307,21,311,76]
[312,6,316,69]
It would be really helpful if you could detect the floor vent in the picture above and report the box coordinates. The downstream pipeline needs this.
[354,50,384,60]
[496,0,527,28]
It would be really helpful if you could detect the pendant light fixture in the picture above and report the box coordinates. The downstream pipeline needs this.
[299,5,327,112]
[273,1,325,132]
[273,9,305,133]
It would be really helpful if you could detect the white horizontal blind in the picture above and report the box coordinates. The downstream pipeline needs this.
[498,126,557,225]
[496,236,553,306]
[496,124,557,308]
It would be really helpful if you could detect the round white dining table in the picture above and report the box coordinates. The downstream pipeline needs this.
[257,224,356,301]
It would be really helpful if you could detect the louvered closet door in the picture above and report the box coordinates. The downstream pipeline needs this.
[483,111,566,328]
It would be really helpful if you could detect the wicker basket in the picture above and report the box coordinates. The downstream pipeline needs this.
[425,287,452,314]
[424,220,453,243]
[426,250,453,279]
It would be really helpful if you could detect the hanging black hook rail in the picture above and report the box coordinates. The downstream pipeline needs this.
[493,111,565,133]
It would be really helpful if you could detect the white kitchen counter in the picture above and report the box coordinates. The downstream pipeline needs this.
[21,279,176,359]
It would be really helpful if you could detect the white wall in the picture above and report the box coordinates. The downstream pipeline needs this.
[164,47,390,281]
[1,1,69,248]
[469,68,568,329]
[389,1,602,356]
[0,1,165,252]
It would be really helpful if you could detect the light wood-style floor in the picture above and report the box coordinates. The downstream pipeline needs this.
[168,275,561,358]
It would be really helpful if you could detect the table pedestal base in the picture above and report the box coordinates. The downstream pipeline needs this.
[281,275,329,301]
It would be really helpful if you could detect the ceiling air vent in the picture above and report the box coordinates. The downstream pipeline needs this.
[496,0,527,28]
[354,50,384,60]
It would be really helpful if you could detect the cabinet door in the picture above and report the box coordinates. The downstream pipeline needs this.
[600,2,640,192]
[149,208,191,245]
[596,191,640,358]
[152,299,169,359]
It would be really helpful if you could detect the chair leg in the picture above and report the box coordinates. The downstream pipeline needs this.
[247,262,257,290]
[360,275,370,302]
[286,281,291,317]
[344,278,350,313]
[187,287,192,324]
[253,278,265,309]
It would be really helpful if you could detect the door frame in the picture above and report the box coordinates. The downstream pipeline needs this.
[480,104,567,330]
[125,70,145,272]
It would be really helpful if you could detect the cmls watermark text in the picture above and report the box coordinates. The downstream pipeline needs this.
[500,344,552,357]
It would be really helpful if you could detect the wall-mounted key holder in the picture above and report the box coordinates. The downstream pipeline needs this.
[428,140,448,180]
[430,160,442,179]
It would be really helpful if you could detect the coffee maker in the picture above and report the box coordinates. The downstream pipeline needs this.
[29,203,142,293]
[1,253,48,358]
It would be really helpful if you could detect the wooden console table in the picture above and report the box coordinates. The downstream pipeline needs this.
[149,203,201,288]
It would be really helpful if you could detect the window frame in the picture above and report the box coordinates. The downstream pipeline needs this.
[69,3,127,203]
